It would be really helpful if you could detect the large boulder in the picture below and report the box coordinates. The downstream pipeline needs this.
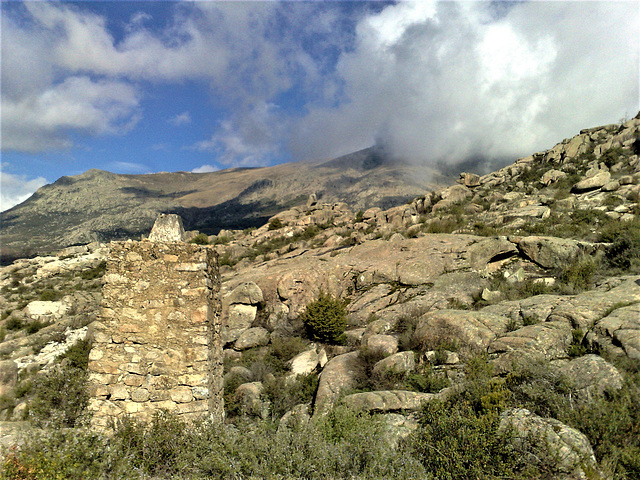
[314,352,363,416]
[289,348,321,376]
[234,382,268,418]
[553,355,623,400]
[541,169,568,186]
[364,334,398,356]
[590,301,640,360]
[413,310,507,352]
[223,304,257,344]
[24,300,70,321]
[500,408,601,479]
[373,351,415,376]
[572,171,611,192]
[489,321,573,372]
[225,281,264,306]
[550,279,640,330]
[466,237,518,270]
[234,327,270,350]
[341,390,436,413]
[516,236,595,269]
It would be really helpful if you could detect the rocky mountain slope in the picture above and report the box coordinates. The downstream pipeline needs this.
[0,147,446,264]
[1,114,639,478]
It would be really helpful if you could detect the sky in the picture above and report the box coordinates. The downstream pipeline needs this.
[1,0,639,211]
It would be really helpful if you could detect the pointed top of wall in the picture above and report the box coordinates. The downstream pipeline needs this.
[148,214,186,242]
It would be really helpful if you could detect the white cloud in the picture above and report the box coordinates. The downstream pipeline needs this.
[192,165,219,173]
[2,1,637,172]
[168,112,191,126]
[290,1,639,168]
[1,172,48,212]
[192,102,284,167]
[2,76,141,153]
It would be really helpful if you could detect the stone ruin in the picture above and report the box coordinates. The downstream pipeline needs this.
[87,214,223,428]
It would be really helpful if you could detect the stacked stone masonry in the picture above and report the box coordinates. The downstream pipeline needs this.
[87,240,223,429]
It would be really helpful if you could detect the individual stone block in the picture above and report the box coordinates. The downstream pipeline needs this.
[170,386,194,403]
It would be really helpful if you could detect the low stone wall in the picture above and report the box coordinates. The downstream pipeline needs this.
[87,240,222,428]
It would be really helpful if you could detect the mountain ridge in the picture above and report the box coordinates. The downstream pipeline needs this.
[0,147,447,264]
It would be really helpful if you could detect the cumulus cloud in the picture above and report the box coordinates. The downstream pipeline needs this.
[290,1,639,168]
[1,172,48,212]
[192,102,285,167]
[168,112,191,126]
[2,1,637,172]
[2,76,141,152]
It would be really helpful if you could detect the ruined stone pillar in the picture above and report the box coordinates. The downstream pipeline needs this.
[87,234,223,428]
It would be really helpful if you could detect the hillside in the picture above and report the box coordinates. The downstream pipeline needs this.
[1,114,639,478]
[0,147,446,264]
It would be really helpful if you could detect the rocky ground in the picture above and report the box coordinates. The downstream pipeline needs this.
[1,115,639,478]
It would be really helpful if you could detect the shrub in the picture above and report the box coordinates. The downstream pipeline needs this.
[267,336,308,365]
[189,233,210,245]
[567,328,587,357]
[557,254,599,292]
[395,314,421,351]
[213,235,231,245]
[28,364,88,428]
[57,338,92,370]
[602,224,640,273]
[38,288,62,301]
[25,320,49,335]
[300,293,347,343]
[262,372,318,419]
[79,261,107,280]
[406,400,525,479]
[267,217,284,230]
[4,317,23,331]
[404,365,450,393]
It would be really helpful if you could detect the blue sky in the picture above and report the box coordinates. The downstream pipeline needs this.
[1,1,638,211]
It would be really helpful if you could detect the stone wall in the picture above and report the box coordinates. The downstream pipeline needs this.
[87,240,222,428]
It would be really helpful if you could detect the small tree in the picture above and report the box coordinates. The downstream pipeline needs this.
[301,292,347,343]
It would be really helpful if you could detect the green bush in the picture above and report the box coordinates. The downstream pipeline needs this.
[25,320,50,335]
[267,217,284,230]
[267,336,308,366]
[28,343,90,429]
[189,233,210,245]
[263,372,318,419]
[567,328,587,357]
[39,288,62,301]
[79,261,107,280]
[557,254,599,293]
[404,365,450,393]
[300,293,347,343]
[602,226,640,273]
[57,338,92,370]
[4,317,23,331]
[406,400,525,480]
[2,407,425,480]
